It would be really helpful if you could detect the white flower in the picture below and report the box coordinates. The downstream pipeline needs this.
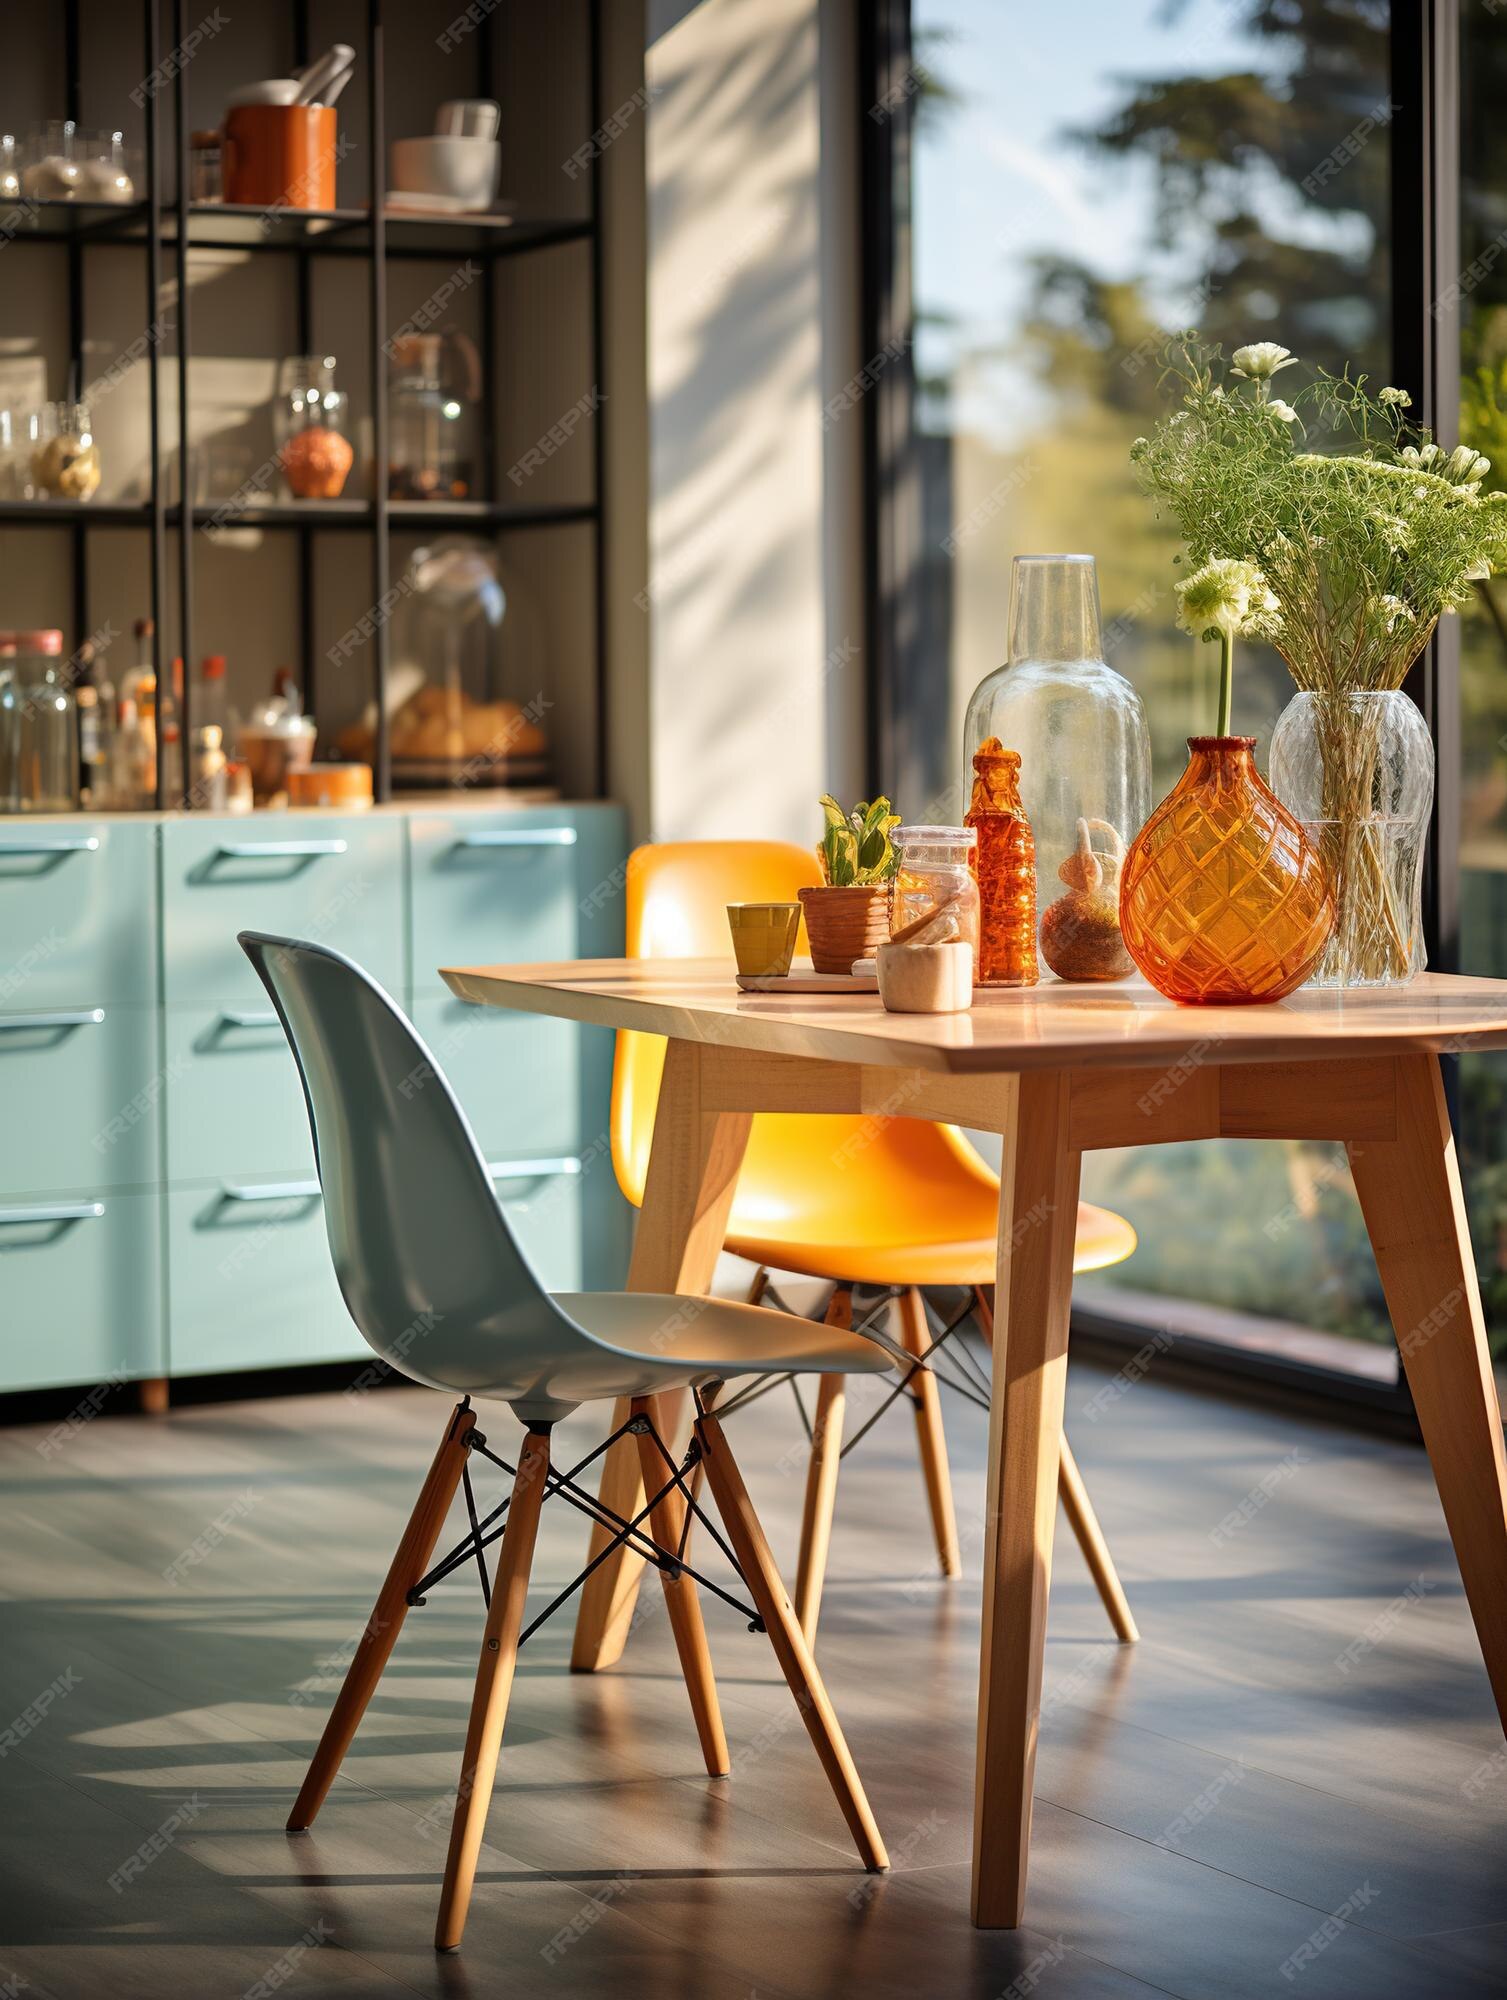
[1175,558,1281,642]
[1369,512,1411,551]
[1378,386,1412,409]
[1377,594,1414,632]
[1268,399,1299,423]
[1462,557,1493,582]
[1231,341,1297,382]
[1444,444,1490,488]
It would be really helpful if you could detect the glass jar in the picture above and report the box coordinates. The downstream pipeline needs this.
[0,630,79,812]
[387,332,480,501]
[274,355,353,500]
[29,401,101,501]
[963,554,1151,956]
[895,825,980,954]
[1269,689,1433,988]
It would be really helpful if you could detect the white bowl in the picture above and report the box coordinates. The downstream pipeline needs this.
[390,136,500,210]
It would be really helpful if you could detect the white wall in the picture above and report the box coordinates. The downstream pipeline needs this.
[634,0,862,844]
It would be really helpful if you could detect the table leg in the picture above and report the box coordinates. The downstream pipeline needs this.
[1347,1053,1507,1733]
[973,1069,1082,1928]
[570,1040,752,1672]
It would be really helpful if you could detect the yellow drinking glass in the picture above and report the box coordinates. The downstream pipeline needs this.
[726,901,801,977]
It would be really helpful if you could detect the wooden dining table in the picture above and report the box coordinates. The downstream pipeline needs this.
[441,954,1507,1928]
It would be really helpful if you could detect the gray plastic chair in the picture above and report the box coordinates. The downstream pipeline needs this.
[240,931,889,1953]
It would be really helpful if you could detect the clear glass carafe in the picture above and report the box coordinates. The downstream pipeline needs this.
[387,332,480,502]
[963,555,1151,963]
[0,629,79,812]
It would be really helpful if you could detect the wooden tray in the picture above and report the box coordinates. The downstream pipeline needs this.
[735,961,877,995]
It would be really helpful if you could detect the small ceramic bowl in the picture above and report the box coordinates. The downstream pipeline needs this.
[726,902,801,978]
[876,939,974,1014]
[390,135,500,210]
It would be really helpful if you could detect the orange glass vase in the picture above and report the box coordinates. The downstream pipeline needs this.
[965,737,1038,987]
[1120,737,1333,1004]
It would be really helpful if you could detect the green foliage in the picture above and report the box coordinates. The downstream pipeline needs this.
[817,795,901,887]
[1132,334,1507,693]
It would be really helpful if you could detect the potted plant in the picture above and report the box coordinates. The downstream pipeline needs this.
[1133,335,1507,985]
[800,795,900,974]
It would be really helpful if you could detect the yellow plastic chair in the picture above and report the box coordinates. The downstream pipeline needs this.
[613,840,1140,1643]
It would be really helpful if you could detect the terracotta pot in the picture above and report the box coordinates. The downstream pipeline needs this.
[797,883,892,975]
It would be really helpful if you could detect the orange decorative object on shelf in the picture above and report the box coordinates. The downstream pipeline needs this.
[1120,736,1334,1005]
[964,736,1038,987]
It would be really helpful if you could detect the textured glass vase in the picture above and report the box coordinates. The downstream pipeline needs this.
[962,555,1151,974]
[1120,737,1334,1004]
[1269,689,1433,988]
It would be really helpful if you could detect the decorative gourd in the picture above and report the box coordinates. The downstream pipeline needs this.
[1040,817,1134,982]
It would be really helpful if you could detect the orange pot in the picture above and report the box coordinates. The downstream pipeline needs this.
[797,883,892,975]
[223,105,337,212]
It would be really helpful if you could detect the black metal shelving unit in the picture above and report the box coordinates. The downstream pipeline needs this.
[4,0,607,809]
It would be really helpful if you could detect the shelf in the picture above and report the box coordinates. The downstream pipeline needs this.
[6,198,591,261]
[0,499,598,532]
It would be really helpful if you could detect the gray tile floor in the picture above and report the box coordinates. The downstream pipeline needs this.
[3,1345,1506,1999]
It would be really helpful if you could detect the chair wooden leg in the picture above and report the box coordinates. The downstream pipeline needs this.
[630,1395,729,1776]
[435,1429,550,1954]
[1057,1436,1138,1644]
[975,1284,1135,1644]
[794,1287,852,1642]
[288,1400,475,1832]
[694,1403,888,1873]
[571,1043,753,1673]
[898,1287,961,1579]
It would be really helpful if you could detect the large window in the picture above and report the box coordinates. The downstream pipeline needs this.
[881,0,1451,1390]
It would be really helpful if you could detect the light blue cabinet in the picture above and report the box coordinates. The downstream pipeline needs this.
[0,1193,163,1394]
[0,803,630,1394]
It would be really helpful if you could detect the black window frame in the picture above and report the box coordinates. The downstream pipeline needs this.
[860,0,1464,1422]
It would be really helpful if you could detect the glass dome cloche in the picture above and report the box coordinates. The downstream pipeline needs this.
[963,554,1151,980]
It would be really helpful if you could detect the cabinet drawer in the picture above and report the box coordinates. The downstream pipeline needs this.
[163,1007,312,1184]
[0,821,155,1006]
[411,991,584,1158]
[0,1005,160,1195]
[0,1191,162,1391]
[166,1183,364,1376]
[161,817,404,1012]
[409,811,582,990]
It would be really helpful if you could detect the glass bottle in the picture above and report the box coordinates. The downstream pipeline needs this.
[1120,737,1334,1004]
[0,630,79,811]
[963,555,1151,968]
[387,333,480,501]
[965,739,1038,987]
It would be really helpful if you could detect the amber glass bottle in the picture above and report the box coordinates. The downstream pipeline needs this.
[965,737,1038,987]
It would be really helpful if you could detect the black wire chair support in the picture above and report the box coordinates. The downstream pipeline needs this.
[405,1411,764,1645]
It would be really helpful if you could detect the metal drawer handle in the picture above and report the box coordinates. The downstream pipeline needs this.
[214,839,348,859]
[0,835,100,855]
[219,1009,281,1030]
[487,1155,582,1180]
[221,1178,321,1202]
[458,828,577,849]
[0,1008,105,1030]
[0,1199,105,1225]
